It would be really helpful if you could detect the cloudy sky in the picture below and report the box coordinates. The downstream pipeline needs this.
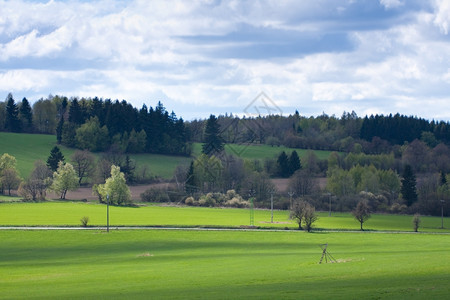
[1,0,449,121]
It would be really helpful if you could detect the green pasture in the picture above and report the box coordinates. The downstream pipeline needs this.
[192,142,333,160]
[1,132,332,180]
[0,229,449,299]
[0,202,448,232]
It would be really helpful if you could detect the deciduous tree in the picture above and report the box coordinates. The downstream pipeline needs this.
[50,161,79,199]
[71,150,96,185]
[352,200,371,231]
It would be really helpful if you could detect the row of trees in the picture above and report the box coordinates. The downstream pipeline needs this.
[186,112,450,154]
[0,94,189,155]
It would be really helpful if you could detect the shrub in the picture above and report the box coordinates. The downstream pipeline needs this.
[80,216,89,227]
[184,196,195,206]
[140,188,170,202]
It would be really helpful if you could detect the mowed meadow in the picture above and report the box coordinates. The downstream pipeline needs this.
[0,229,449,299]
[0,201,449,233]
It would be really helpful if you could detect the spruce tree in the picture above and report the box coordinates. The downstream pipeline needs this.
[185,161,197,194]
[289,150,301,176]
[19,98,33,132]
[401,165,418,206]
[277,151,290,177]
[47,146,65,172]
[202,115,224,155]
[5,93,21,132]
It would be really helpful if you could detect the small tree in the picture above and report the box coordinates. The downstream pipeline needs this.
[19,160,52,201]
[353,200,371,231]
[303,202,318,232]
[71,150,95,185]
[94,165,131,205]
[290,200,307,230]
[412,213,421,232]
[47,146,65,172]
[50,161,79,199]
[290,200,317,231]
[1,168,21,196]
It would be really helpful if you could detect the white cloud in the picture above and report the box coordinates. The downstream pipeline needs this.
[433,0,450,34]
[0,0,449,121]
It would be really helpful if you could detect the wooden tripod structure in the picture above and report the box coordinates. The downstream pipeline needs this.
[319,244,337,264]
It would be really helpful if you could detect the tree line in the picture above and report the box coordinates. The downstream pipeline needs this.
[0,94,189,155]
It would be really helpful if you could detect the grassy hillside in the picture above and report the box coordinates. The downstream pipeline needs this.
[0,132,191,179]
[0,230,448,299]
[1,132,333,179]
[192,142,333,160]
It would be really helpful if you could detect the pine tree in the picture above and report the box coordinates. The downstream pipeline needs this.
[289,150,301,176]
[277,151,290,178]
[5,93,21,132]
[401,165,418,206]
[19,98,33,132]
[202,115,224,155]
[440,171,447,186]
[185,161,197,194]
[47,146,65,172]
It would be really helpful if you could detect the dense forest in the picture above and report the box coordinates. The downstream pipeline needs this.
[1,93,450,216]
[0,93,189,155]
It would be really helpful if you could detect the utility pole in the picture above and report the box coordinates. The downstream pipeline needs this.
[107,194,110,233]
[270,191,274,223]
[328,193,332,217]
[288,191,295,209]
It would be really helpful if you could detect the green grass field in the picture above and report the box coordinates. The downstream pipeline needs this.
[191,142,333,160]
[1,202,448,232]
[0,229,449,299]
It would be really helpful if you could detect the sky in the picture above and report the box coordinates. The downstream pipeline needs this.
[1,0,450,121]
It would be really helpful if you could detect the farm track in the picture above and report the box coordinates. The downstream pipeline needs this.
[1,226,449,234]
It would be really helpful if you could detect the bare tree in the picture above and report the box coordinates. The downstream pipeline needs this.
[289,169,316,197]
[352,200,371,231]
[303,202,318,232]
[290,200,318,231]
[412,214,421,232]
[290,200,307,230]
[71,150,95,185]
[19,161,52,201]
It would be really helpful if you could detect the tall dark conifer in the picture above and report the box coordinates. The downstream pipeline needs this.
[5,93,21,132]
[277,151,290,178]
[19,98,33,132]
[401,165,418,206]
[202,114,224,155]
[289,150,301,175]
[47,146,65,172]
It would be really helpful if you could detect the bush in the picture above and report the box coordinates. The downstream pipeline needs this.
[80,216,89,227]
[225,197,249,208]
[184,196,195,206]
[140,188,170,202]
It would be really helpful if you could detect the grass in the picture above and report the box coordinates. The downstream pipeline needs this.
[0,202,448,232]
[0,229,449,299]
[192,142,333,160]
[1,132,333,180]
